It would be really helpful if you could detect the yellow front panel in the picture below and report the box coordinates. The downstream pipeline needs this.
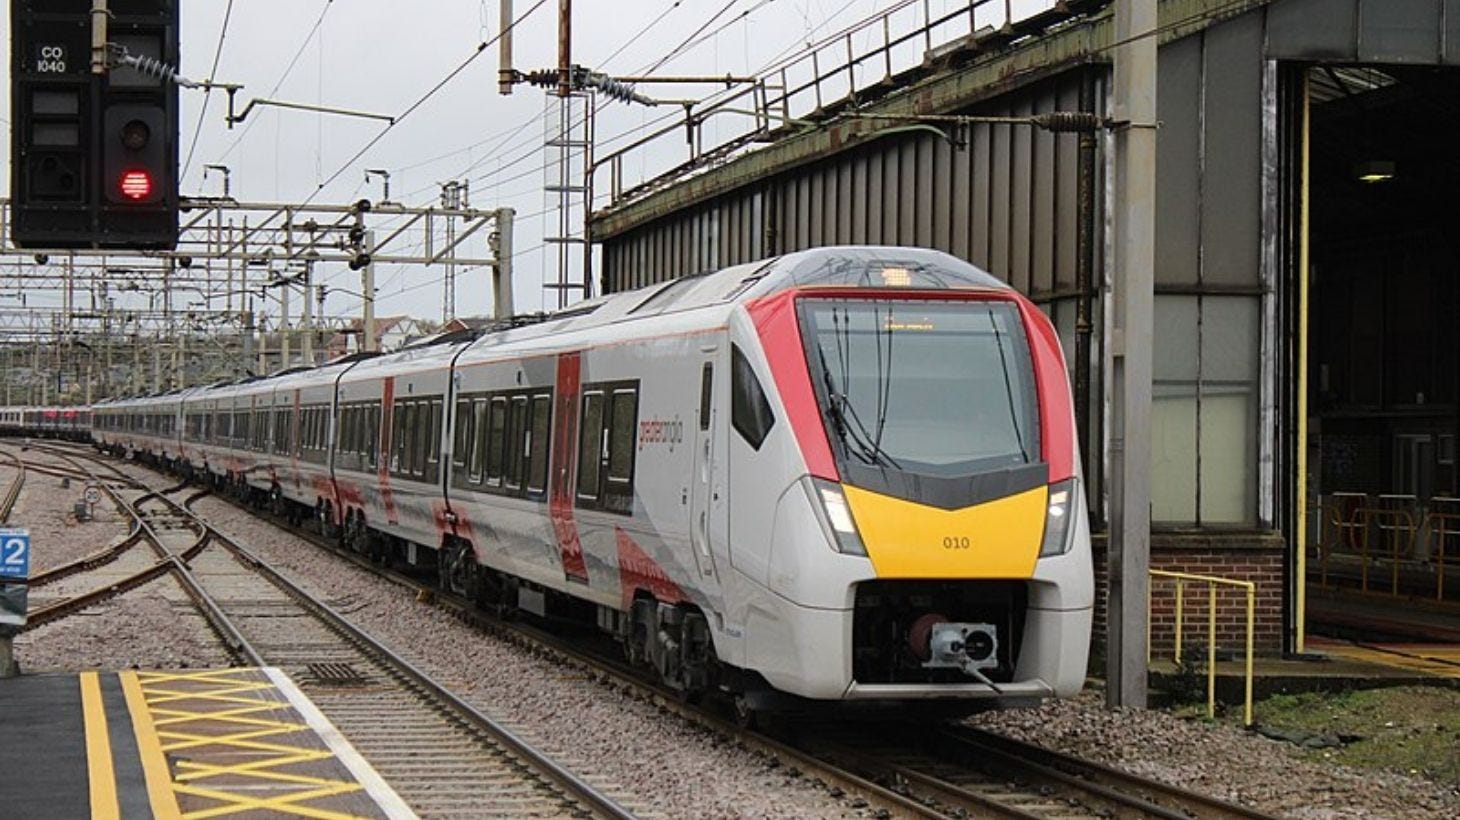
[845,484,1048,579]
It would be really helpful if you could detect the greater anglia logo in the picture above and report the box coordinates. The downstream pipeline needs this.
[638,416,684,451]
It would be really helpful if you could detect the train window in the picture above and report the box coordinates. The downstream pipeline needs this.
[400,403,417,475]
[426,400,442,467]
[453,399,471,467]
[485,398,507,486]
[470,399,488,484]
[607,389,638,484]
[527,395,551,494]
[731,345,775,451]
[505,397,528,489]
[413,403,427,476]
[391,403,406,472]
[699,363,714,431]
[368,404,380,466]
[421,401,435,475]
[577,392,605,501]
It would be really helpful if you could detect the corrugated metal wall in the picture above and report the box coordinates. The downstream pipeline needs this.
[603,70,1098,300]
[596,0,1460,531]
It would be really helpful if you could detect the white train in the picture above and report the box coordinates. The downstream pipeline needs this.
[0,406,92,440]
[94,247,1093,711]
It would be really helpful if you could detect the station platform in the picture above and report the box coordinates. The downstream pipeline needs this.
[0,667,415,819]
[1304,588,1460,680]
[1146,589,1460,705]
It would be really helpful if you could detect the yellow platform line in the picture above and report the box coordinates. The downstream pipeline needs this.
[121,670,184,820]
[80,671,120,820]
[129,668,372,820]
[173,783,368,820]
[1318,642,1460,678]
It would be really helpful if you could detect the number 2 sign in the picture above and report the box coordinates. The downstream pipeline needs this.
[0,530,30,580]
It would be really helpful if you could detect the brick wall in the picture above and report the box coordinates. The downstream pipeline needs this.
[1091,531,1287,658]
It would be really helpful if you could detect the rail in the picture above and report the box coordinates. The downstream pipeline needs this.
[1147,569,1255,726]
[0,447,23,523]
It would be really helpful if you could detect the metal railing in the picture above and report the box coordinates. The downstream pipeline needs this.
[1428,500,1460,600]
[1310,493,1460,603]
[1147,569,1255,726]
[593,0,1061,208]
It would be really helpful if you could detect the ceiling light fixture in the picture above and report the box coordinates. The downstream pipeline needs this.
[1354,160,1396,184]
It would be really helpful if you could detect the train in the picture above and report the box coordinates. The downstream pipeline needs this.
[0,406,93,440]
[88,246,1093,712]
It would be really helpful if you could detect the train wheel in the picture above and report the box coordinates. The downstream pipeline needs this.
[321,502,341,542]
[732,694,759,730]
[439,540,479,599]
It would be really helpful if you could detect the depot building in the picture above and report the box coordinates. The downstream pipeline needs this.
[586,0,1460,656]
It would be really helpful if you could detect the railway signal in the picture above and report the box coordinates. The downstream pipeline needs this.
[9,0,180,250]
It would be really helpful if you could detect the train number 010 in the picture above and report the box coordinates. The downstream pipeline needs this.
[942,536,971,550]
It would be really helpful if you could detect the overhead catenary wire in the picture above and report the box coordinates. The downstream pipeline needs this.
[181,0,236,183]
[328,0,1231,321]
[215,0,335,167]
[388,0,697,201]
[301,0,551,208]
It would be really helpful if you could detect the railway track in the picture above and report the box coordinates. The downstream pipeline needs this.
[31,446,639,819]
[132,452,1279,820]
[0,446,23,523]
[795,722,1275,819]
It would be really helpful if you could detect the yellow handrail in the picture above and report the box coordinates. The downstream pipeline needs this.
[1146,569,1256,726]
[1429,510,1460,601]
[1351,506,1416,595]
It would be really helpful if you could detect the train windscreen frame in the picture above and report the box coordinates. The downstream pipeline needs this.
[799,296,1046,506]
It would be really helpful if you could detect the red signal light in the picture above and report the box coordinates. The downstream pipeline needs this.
[120,170,153,201]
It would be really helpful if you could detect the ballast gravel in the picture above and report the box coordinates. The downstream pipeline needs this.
[5,458,130,572]
[195,490,1460,820]
[190,495,861,820]
[972,685,1460,819]
[16,578,232,673]
[16,451,1460,819]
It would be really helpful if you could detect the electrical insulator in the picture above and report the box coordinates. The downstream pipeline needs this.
[1031,111,1105,133]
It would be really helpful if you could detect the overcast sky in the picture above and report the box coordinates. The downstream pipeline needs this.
[3,0,1054,326]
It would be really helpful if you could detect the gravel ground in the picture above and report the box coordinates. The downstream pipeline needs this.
[971,689,1460,819]
[16,578,233,673]
[191,496,864,820]
[4,449,131,572]
[26,453,1460,819]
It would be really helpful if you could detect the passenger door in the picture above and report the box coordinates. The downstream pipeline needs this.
[689,355,721,583]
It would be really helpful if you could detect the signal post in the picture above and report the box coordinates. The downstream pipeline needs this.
[9,0,180,251]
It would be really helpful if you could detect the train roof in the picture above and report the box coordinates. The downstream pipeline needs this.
[89,248,1007,408]
[456,246,1008,359]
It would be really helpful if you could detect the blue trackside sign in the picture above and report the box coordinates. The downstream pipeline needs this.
[0,529,28,628]
[0,530,28,579]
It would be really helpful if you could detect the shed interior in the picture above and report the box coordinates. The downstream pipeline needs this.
[1305,63,1460,617]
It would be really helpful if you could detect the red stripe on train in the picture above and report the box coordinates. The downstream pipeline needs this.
[550,352,589,583]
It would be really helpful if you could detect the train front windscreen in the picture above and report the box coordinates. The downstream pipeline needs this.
[800,297,1041,486]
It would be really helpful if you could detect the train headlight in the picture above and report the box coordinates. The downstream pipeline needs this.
[1039,478,1078,557]
[803,477,867,556]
